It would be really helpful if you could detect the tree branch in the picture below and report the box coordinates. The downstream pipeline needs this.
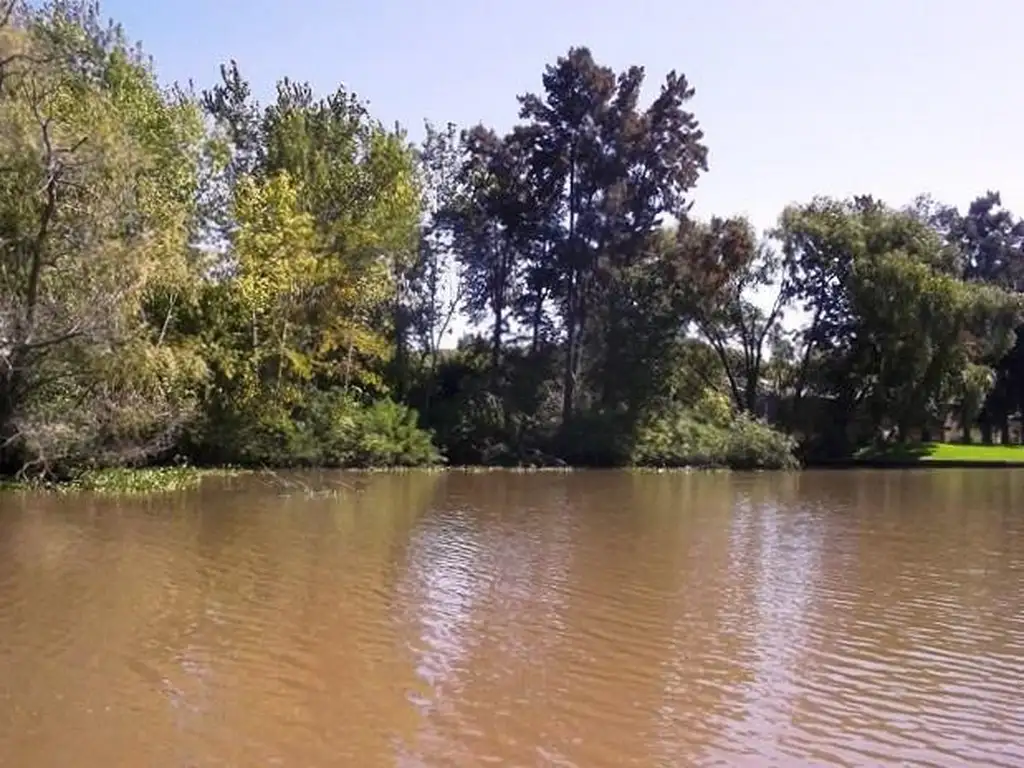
[24,117,58,343]
[0,0,17,29]
[157,293,177,345]
[697,314,744,411]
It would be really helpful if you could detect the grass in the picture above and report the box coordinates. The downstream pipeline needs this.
[855,442,1024,465]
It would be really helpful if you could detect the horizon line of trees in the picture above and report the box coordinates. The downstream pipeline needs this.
[2,0,1023,479]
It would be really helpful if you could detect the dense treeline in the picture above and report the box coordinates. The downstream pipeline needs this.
[2,2,1022,478]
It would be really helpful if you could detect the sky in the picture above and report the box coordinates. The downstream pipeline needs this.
[100,0,1024,232]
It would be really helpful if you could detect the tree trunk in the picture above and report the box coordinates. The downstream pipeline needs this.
[961,410,973,443]
[531,291,543,353]
[562,141,579,427]
[491,303,503,376]
[0,369,24,472]
[744,371,759,416]
[392,301,409,400]
[571,279,589,415]
[561,272,578,425]
[342,338,354,394]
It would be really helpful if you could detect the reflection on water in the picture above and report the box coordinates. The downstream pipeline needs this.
[1,469,1024,766]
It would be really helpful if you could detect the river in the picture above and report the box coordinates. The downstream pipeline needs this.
[1,469,1023,766]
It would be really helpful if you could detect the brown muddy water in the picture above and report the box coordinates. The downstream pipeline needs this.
[1,469,1023,767]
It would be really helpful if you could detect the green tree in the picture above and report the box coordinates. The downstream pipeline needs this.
[0,0,205,477]
[201,67,420,398]
[777,195,1020,450]
[515,47,707,424]
[675,216,791,414]
[925,191,1024,442]
[448,125,523,374]
[402,120,464,398]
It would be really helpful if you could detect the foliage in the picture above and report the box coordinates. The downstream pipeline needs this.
[922,192,1024,441]
[303,391,441,468]
[515,48,708,423]
[200,64,419,398]
[631,406,798,470]
[396,120,465,399]
[417,341,564,466]
[0,465,237,494]
[0,1,205,477]
[776,196,1022,453]
[5,4,1024,484]
[67,466,208,493]
[670,216,791,414]
[190,387,440,469]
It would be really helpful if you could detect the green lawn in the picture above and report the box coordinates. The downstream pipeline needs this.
[856,442,1024,465]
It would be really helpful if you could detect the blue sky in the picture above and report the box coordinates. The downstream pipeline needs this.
[102,0,1024,234]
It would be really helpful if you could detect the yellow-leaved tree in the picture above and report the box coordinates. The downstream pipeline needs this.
[189,66,430,466]
[0,1,206,476]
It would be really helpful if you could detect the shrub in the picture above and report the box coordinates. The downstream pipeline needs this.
[428,389,513,465]
[192,395,320,467]
[191,389,441,468]
[556,409,635,467]
[631,406,797,469]
[342,398,442,468]
[419,348,564,466]
[724,413,799,469]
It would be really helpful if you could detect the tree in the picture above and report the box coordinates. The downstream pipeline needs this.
[776,196,1021,449]
[447,124,523,375]
[200,65,421,398]
[926,191,1024,442]
[929,191,1024,288]
[20,9,1014,474]
[0,1,205,476]
[515,47,707,424]
[677,216,791,414]
[403,120,464,393]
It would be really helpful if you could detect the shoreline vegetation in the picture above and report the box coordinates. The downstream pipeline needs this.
[7,440,1024,496]
[0,466,246,495]
[3,3,1024,492]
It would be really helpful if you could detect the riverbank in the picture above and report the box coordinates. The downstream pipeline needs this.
[7,441,1024,496]
[849,442,1024,468]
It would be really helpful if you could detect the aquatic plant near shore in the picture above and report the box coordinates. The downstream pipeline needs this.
[0,467,244,495]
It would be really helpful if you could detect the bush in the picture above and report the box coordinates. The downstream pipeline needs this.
[556,409,635,467]
[190,395,319,467]
[428,389,513,465]
[724,413,800,469]
[631,406,798,469]
[691,388,734,428]
[191,389,441,468]
[417,347,565,466]
[338,397,442,468]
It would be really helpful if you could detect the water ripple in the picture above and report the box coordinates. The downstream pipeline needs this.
[1,470,1023,767]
